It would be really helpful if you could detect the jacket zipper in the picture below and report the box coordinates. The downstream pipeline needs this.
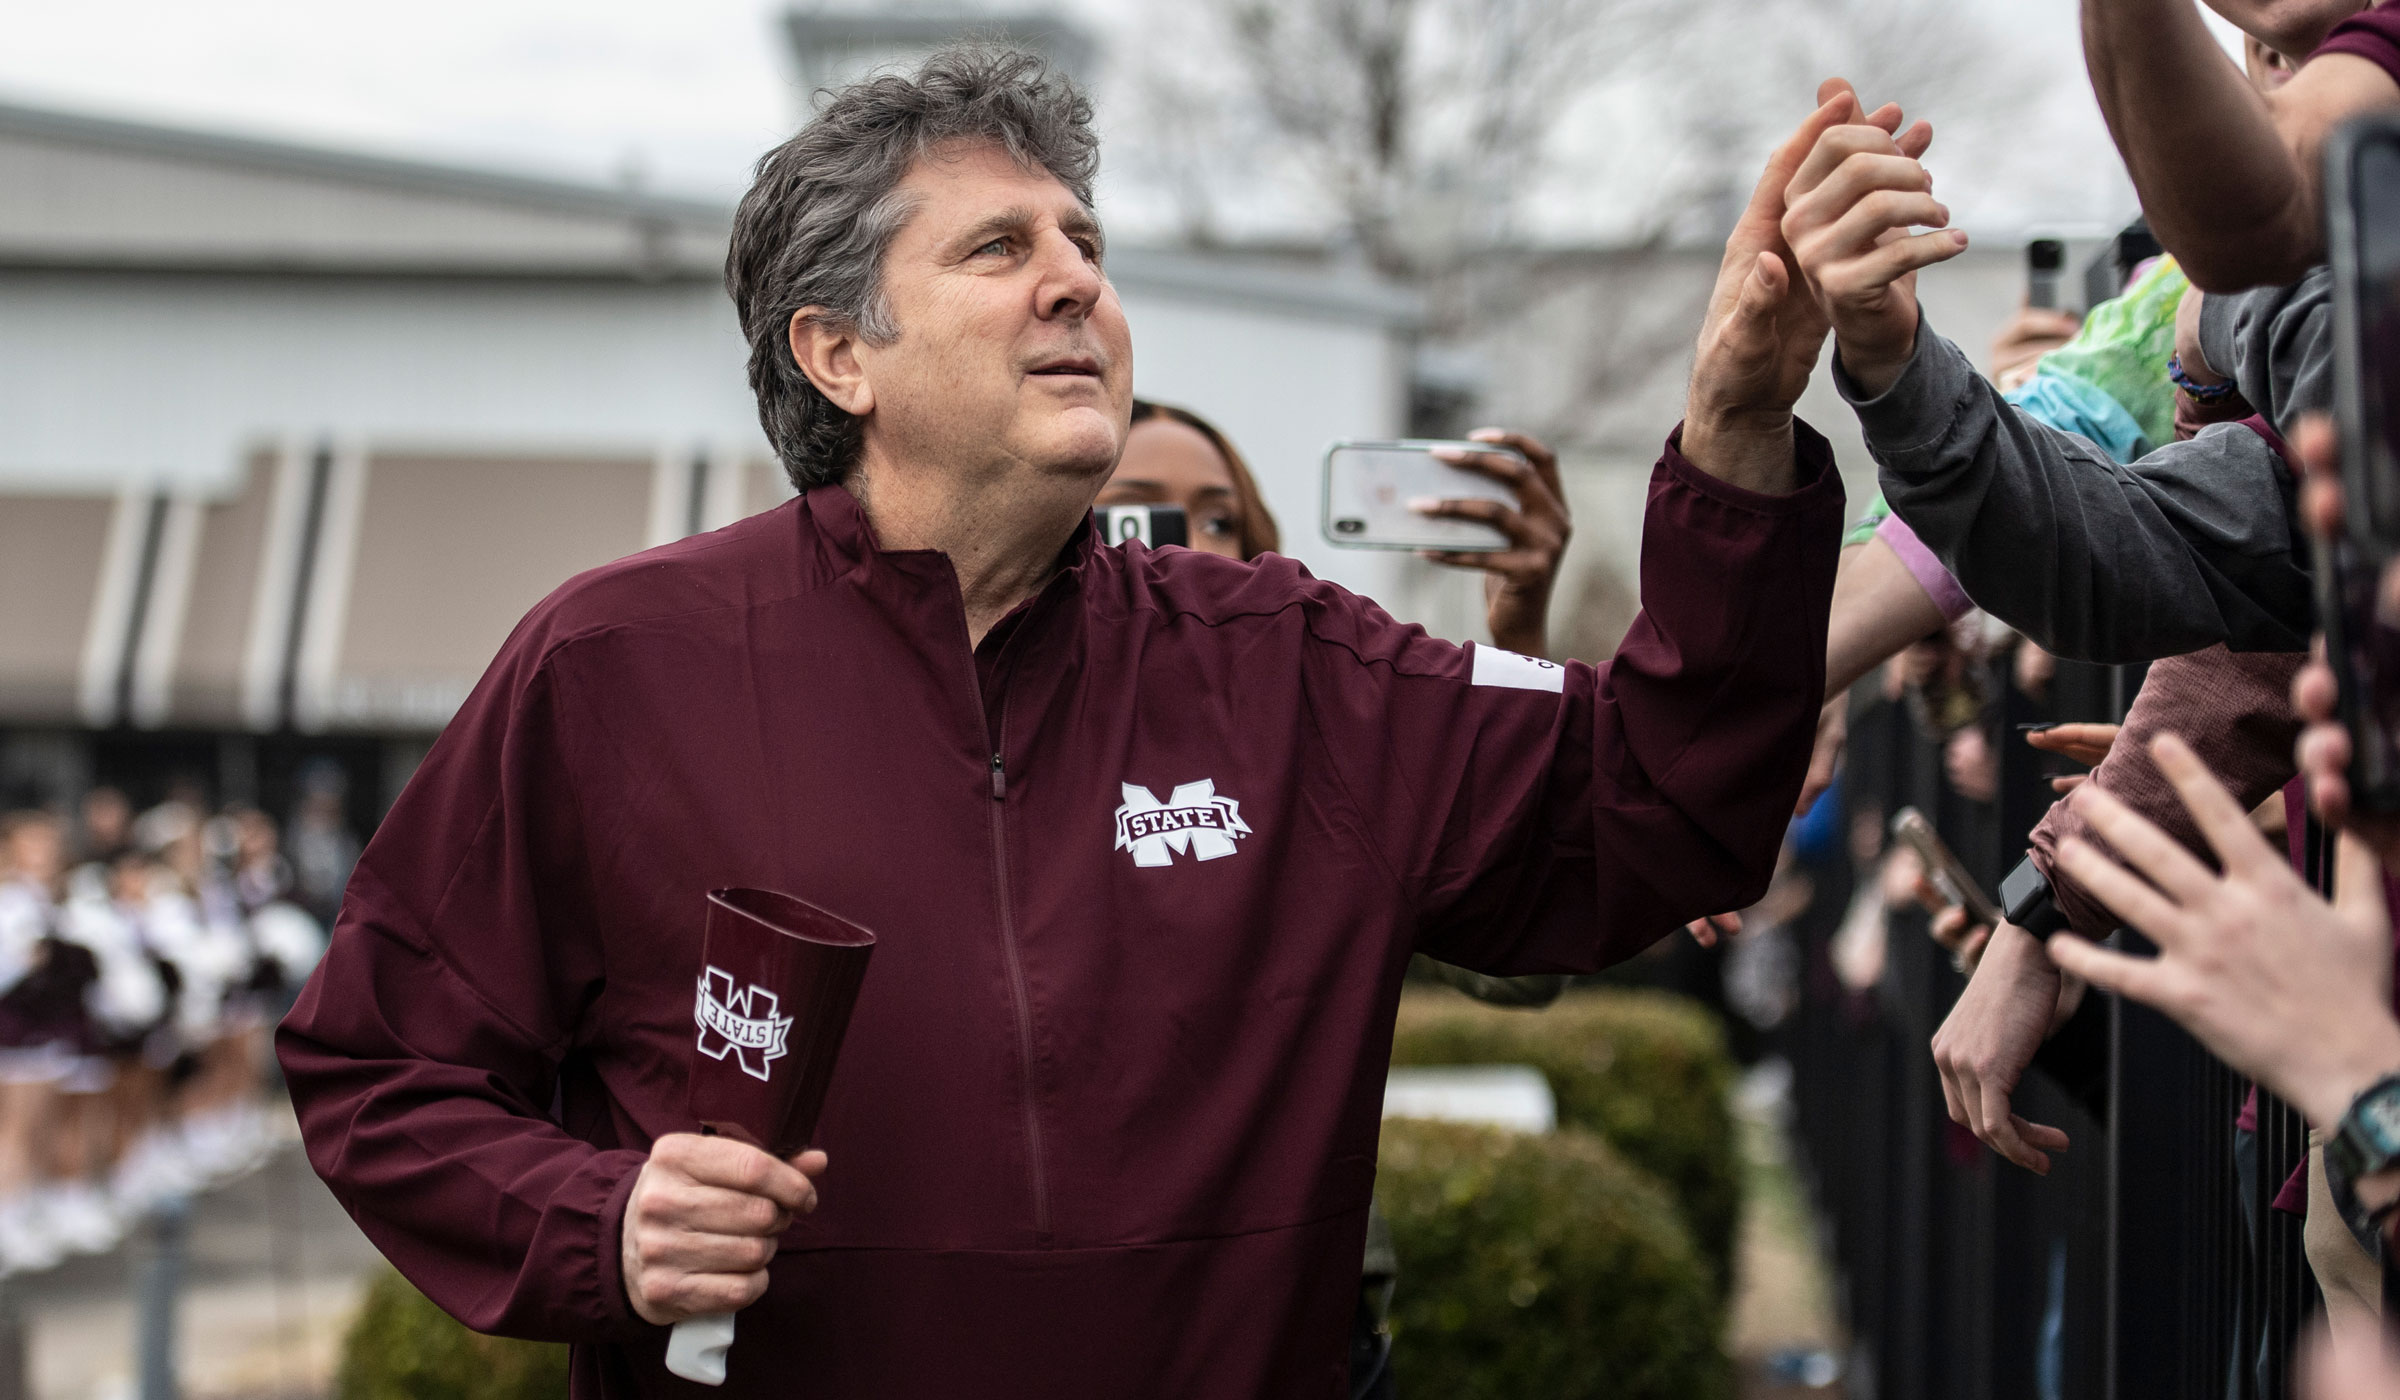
[979,683,1051,1241]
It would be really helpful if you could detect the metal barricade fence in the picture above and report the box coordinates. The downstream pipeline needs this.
[1791,655,2320,1399]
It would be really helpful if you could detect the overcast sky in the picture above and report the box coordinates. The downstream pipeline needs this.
[0,0,2244,240]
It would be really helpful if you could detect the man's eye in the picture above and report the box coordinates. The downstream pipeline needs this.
[976,237,1011,257]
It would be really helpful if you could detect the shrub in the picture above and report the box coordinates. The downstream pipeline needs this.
[335,1269,569,1400]
[1389,985,1740,1296]
[1375,1117,1732,1399]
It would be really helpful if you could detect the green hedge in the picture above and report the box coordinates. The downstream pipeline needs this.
[336,1270,568,1400]
[1389,985,1740,1297]
[1375,1117,1732,1399]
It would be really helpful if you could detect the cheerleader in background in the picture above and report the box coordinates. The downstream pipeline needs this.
[0,812,102,1268]
[0,799,326,1277]
[137,804,271,1183]
[47,850,167,1253]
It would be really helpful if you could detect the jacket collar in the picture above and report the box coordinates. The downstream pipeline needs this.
[800,479,1102,584]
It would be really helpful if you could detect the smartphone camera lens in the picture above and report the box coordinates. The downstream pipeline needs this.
[1333,518,1365,535]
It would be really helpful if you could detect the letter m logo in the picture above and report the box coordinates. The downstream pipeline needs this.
[1113,779,1252,868]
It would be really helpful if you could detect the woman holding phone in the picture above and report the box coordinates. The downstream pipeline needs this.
[1098,401,1573,658]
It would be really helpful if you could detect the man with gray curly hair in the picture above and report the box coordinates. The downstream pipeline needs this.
[281,48,1869,1398]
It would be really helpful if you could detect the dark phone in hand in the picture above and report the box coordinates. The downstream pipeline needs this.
[1094,504,1189,549]
[2026,239,2065,311]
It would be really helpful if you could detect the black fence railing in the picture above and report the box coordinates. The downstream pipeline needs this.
[1792,654,2322,1400]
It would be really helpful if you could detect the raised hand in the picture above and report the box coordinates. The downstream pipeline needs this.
[2046,733,2400,1132]
[1682,79,1923,494]
[1781,97,1965,398]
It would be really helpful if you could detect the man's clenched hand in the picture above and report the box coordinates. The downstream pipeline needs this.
[1683,79,1924,494]
[1782,110,1966,399]
[621,1133,826,1326]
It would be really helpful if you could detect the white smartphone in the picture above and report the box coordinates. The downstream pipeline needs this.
[1321,439,1522,552]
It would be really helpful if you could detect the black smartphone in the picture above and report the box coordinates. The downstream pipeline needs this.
[1093,504,1188,549]
[2322,114,2400,811]
[2026,239,2066,311]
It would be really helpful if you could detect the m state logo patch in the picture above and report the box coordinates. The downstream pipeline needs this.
[694,965,794,1082]
[1114,779,1252,867]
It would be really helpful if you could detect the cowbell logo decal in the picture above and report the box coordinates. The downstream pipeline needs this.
[1114,779,1253,867]
[694,966,794,1081]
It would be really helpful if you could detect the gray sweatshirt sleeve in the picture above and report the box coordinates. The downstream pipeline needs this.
[1840,318,2310,662]
[2197,266,2331,431]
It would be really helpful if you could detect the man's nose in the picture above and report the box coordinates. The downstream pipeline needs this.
[1032,228,1104,321]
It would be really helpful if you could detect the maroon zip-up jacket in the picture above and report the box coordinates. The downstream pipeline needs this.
[280,424,1842,1398]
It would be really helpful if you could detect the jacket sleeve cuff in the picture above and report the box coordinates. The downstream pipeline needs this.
[1658,416,1844,516]
[581,1147,656,1338]
[1831,315,1980,466]
[2022,833,2124,943]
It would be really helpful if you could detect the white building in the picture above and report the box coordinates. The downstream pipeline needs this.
[0,97,1422,810]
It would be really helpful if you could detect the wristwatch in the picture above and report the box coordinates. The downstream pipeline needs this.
[1999,855,2070,939]
[2329,1074,2400,1188]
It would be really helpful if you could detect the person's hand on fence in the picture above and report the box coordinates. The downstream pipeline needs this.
[1930,922,2074,1173]
[2043,733,2400,1133]
[2029,721,2119,794]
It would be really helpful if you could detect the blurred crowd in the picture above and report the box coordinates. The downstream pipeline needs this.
[0,779,346,1274]
[1588,1,2400,1392]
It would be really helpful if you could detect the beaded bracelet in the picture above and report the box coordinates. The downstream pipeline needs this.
[2168,354,2240,403]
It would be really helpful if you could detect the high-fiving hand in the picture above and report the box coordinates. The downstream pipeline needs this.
[1682,78,1929,495]
[1781,96,1967,399]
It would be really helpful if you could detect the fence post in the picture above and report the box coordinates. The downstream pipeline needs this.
[0,1280,27,1400]
[136,1197,191,1400]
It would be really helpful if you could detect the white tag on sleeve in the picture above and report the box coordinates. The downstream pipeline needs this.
[1470,645,1566,693]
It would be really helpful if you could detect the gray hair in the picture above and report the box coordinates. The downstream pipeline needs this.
[726,46,1100,491]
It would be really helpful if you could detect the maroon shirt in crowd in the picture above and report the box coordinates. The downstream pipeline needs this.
[280,426,1843,1398]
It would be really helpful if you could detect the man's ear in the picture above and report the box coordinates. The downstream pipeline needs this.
[788,308,874,418]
